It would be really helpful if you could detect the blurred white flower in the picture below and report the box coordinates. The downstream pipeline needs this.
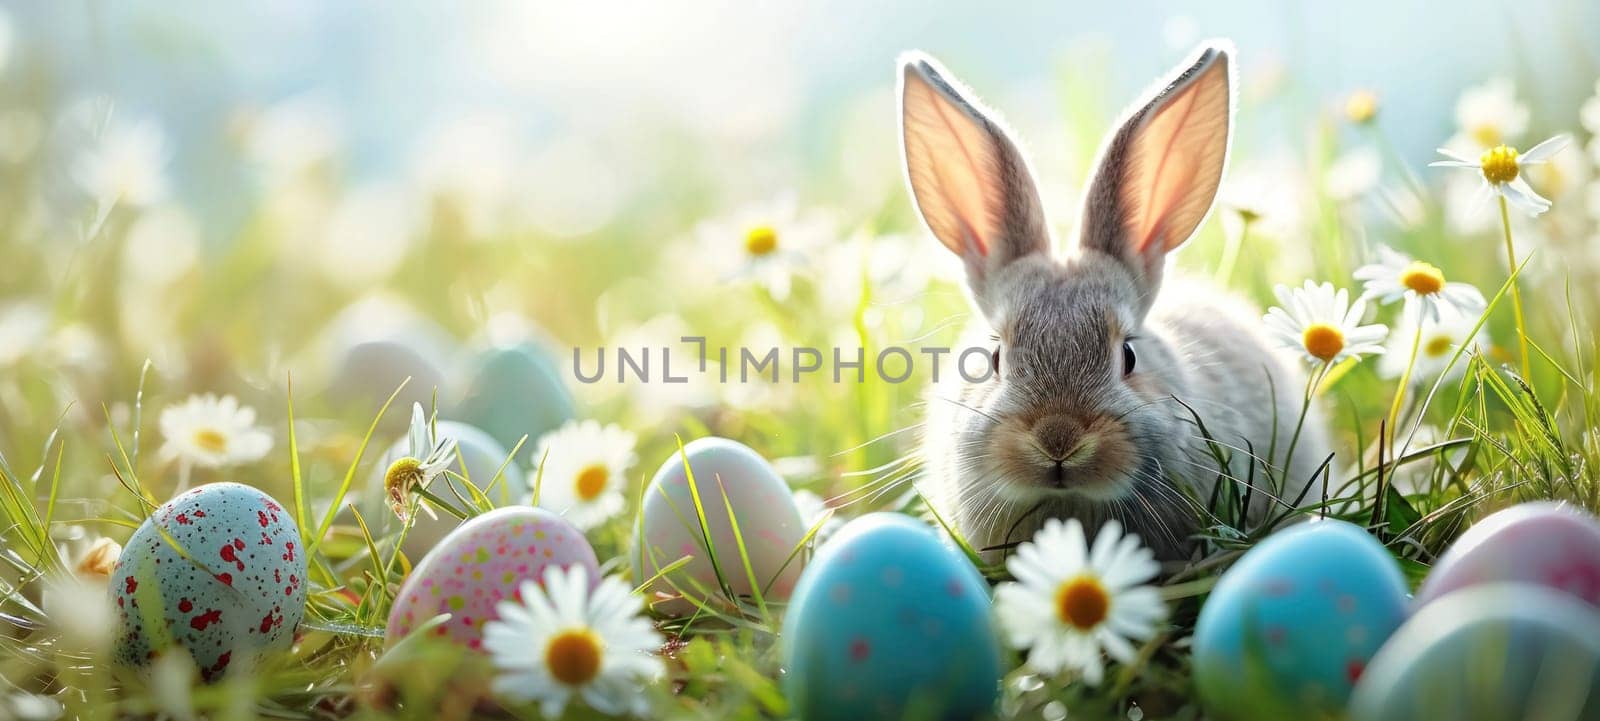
[42,573,116,652]
[994,518,1166,685]
[0,693,62,721]
[411,112,519,235]
[815,231,949,319]
[1445,77,1529,153]
[1432,135,1571,216]
[692,192,834,300]
[0,302,48,366]
[531,420,637,530]
[1581,80,1600,136]
[1355,246,1486,322]
[123,205,201,286]
[484,566,664,718]
[158,394,273,469]
[1324,146,1382,201]
[518,136,630,239]
[1378,304,1488,384]
[316,184,416,284]
[240,96,342,182]
[1264,281,1388,366]
[72,116,170,210]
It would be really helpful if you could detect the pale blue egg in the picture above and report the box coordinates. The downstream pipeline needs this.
[1193,520,1408,720]
[452,342,576,455]
[110,483,308,681]
[1350,584,1600,721]
[782,513,1000,721]
[362,419,523,559]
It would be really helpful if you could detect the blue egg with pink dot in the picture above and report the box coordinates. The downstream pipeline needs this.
[1193,519,1409,721]
[781,513,1000,721]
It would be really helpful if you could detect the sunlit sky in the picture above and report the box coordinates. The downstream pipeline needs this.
[10,1,1599,223]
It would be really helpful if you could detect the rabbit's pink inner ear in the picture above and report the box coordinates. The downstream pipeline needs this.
[1123,48,1232,255]
[901,64,997,258]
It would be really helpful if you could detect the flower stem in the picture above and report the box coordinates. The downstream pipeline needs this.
[1215,217,1252,288]
[1497,195,1531,380]
[1280,362,1327,492]
[1386,312,1424,446]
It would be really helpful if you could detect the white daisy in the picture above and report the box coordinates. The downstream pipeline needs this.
[71,116,170,210]
[1263,281,1389,366]
[1447,76,1529,152]
[158,393,273,469]
[531,420,637,530]
[994,518,1167,685]
[1431,134,1571,216]
[484,565,664,718]
[382,403,458,522]
[1354,246,1487,322]
[1378,303,1488,385]
[690,192,835,300]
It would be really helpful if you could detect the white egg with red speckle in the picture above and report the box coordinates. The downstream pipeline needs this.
[630,437,807,614]
[1416,501,1600,609]
[385,507,599,651]
[109,483,307,681]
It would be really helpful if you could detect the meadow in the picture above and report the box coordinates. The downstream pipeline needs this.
[3,9,1600,721]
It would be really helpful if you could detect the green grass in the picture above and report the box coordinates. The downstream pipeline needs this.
[2,38,1600,721]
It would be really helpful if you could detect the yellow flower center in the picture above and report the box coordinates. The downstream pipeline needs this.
[75,538,122,579]
[1344,90,1378,124]
[574,464,609,501]
[1424,334,1453,358]
[1301,323,1347,363]
[384,457,424,508]
[545,629,603,686]
[1479,145,1520,184]
[1399,261,1446,296]
[192,428,228,453]
[1470,125,1502,149]
[1054,575,1110,631]
[744,225,779,256]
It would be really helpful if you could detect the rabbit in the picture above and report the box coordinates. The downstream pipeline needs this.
[898,41,1331,562]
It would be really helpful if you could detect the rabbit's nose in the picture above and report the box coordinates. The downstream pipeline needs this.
[1033,414,1089,462]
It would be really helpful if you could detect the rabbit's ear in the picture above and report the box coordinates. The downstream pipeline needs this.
[900,52,1049,287]
[1081,42,1233,288]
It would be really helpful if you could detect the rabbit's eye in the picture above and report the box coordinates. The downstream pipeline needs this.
[1121,341,1137,376]
[991,346,1002,378]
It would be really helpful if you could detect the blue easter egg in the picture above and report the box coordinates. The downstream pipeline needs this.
[1193,520,1408,720]
[110,483,308,681]
[453,343,576,454]
[1350,584,1600,721]
[782,513,1000,721]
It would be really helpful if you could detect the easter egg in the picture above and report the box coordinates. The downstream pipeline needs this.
[630,437,806,614]
[362,420,523,559]
[452,342,576,456]
[1193,520,1408,720]
[110,483,307,680]
[781,513,1001,721]
[1416,501,1600,609]
[385,506,598,650]
[1349,584,1600,721]
[322,300,457,425]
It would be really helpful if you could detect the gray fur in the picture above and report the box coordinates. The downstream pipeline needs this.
[902,43,1330,561]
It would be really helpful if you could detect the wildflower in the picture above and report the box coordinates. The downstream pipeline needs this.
[1448,77,1529,151]
[1354,246,1487,322]
[71,116,170,209]
[484,566,664,718]
[1378,303,1488,385]
[158,394,273,469]
[1431,134,1572,216]
[692,192,834,300]
[1344,89,1379,124]
[531,420,637,530]
[73,537,122,580]
[1325,146,1382,201]
[383,403,457,522]
[994,518,1167,685]
[1263,281,1389,365]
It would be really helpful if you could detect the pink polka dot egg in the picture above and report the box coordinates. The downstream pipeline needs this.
[385,506,599,650]
[1416,501,1600,610]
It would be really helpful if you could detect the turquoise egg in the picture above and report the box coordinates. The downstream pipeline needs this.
[1193,520,1408,720]
[781,513,1000,721]
[1350,584,1600,721]
[110,483,308,681]
[362,419,523,560]
[452,343,576,455]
